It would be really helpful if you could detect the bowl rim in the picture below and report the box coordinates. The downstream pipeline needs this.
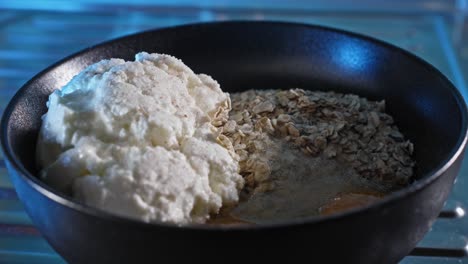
[1,20,467,231]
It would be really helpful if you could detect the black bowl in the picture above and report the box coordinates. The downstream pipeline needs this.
[1,21,467,264]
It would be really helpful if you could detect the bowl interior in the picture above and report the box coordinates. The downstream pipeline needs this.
[2,21,466,206]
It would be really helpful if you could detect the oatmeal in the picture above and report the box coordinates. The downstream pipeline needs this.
[211,88,415,223]
[224,89,415,193]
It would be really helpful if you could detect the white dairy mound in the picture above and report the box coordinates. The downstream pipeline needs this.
[36,52,244,225]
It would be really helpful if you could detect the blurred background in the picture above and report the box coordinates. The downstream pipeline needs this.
[0,1,467,263]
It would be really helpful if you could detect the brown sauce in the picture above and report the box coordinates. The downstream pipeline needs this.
[319,191,383,216]
[207,207,252,226]
[207,189,385,225]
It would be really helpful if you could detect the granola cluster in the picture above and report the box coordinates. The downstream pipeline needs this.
[220,89,415,194]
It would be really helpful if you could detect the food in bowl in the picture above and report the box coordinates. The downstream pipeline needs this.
[36,52,244,225]
[213,89,414,223]
[36,52,415,225]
